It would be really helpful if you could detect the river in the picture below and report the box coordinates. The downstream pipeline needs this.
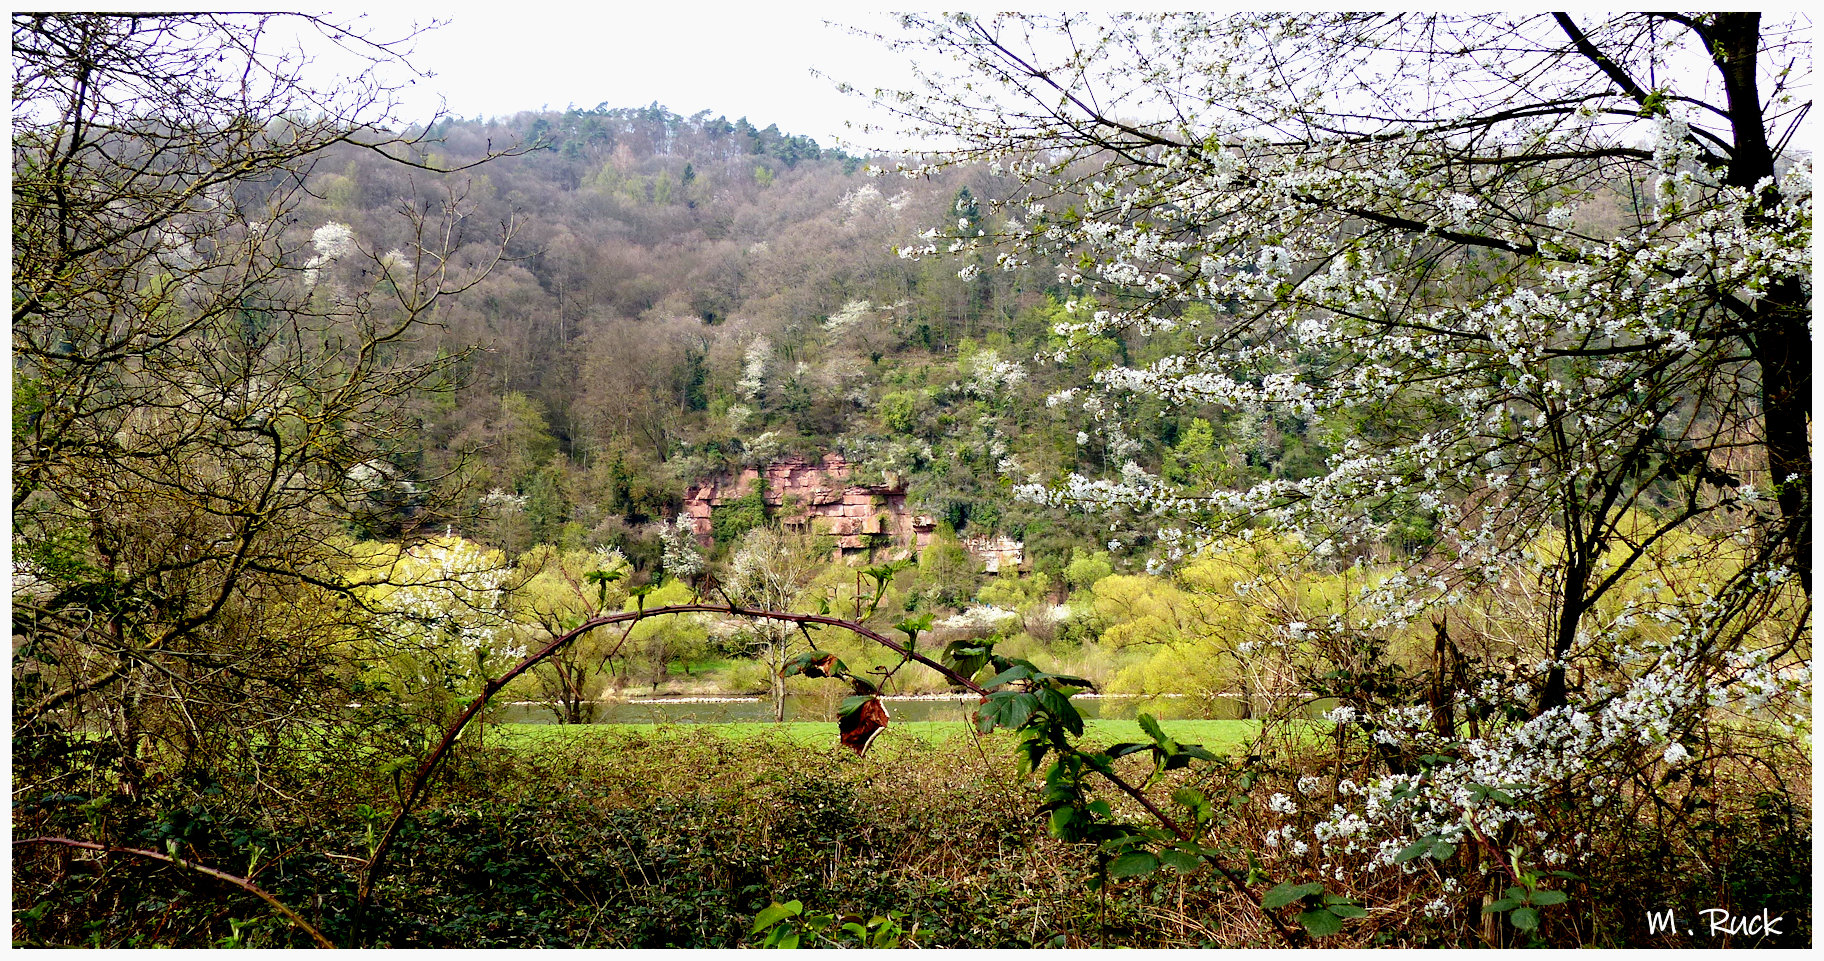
[496,693,1332,725]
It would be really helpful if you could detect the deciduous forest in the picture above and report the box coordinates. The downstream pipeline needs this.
[11,12,1810,948]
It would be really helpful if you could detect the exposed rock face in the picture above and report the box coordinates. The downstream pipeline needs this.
[684,454,1027,568]
[683,454,938,556]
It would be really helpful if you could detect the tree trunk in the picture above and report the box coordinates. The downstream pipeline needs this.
[1750,279,1811,594]
[771,654,787,723]
[1713,12,1811,593]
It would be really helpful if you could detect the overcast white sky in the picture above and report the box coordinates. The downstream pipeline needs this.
[334,6,917,152]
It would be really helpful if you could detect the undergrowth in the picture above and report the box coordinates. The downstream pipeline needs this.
[12,726,1809,947]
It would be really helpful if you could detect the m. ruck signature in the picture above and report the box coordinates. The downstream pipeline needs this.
[1647,908,1786,939]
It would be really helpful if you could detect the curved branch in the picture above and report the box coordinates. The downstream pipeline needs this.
[16,661,132,724]
[353,603,987,928]
[1552,14,1653,106]
[16,836,334,948]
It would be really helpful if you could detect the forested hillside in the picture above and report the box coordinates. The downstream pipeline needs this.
[299,104,1325,573]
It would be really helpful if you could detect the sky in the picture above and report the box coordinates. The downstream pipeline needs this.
[325,6,919,153]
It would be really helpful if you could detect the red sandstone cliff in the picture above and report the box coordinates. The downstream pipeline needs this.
[684,454,1027,570]
[682,454,937,556]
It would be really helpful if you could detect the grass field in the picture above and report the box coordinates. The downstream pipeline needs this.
[492,717,1264,755]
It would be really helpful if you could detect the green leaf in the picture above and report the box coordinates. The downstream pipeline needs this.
[973,696,1003,733]
[1171,786,1213,824]
[1325,901,1368,919]
[752,900,802,934]
[1137,712,1167,744]
[894,612,933,638]
[1159,848,1201,874]
[1261,881,1325,910]
[1430,839,1456,860]
[1020,736,1051,773]
[867,916,901,949]
[982,664,1034,688]
[837,694,875,717]
[1509,906,1540,931]
[1107,849,1161,879]
[1484,899,1520,913]
[1106,741,1151,759]
[1049,806,1076,836]
[1298,907,1346,937]
[1034,686,1083,736]
[1395,838,1432,863]
[1529,889,1569,906]
[975,690,1036,732]
[941,639,992,678]
[1000,691,1037,728]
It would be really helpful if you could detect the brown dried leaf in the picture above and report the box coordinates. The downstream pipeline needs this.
[838,697,889,756]
[802,652,841,678]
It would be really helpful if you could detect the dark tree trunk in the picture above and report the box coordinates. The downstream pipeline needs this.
[1711,13,1811,594]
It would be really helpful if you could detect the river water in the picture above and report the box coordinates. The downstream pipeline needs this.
[496,693,1330,725]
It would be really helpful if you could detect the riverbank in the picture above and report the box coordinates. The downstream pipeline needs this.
[489,717,1265,754]
[495,690,1312,725]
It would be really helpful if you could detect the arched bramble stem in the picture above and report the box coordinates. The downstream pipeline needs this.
[18,836,336,948]
[353,603,988,932]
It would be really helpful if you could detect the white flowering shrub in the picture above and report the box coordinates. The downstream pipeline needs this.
[743,430,781,465]
[960,348,1028,396]
[936,604,1022,637]
[873,11,1811,946]
[659,514,705,581]
[737,335,771,402]
[310,220,356,261]
[479,487,527,513]
[822,298,873,333]
[725,526,830,721]
[302,220,356,287]
[360,537,521,725]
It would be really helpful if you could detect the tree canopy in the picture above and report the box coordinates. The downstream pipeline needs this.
[12,12,513,799]
[870,8,1810,925]
[875,10,1809,681]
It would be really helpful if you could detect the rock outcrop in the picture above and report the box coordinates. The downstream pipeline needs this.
[683,454,1027,569]
[683,454,938,556]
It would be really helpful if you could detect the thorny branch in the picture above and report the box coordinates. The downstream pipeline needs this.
[17,836,336,948]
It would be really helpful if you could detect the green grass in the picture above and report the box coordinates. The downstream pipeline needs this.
[667,656,737,675]
[492,717,1262,755]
